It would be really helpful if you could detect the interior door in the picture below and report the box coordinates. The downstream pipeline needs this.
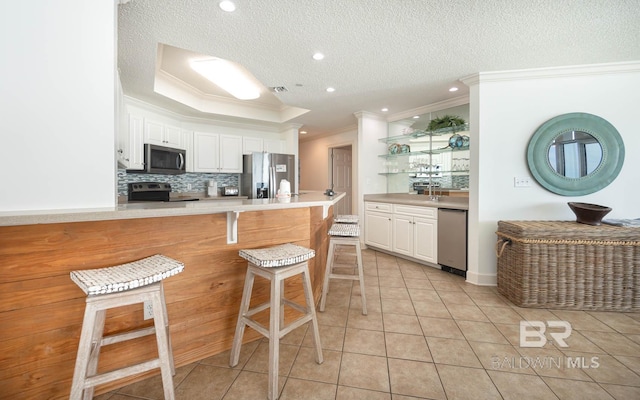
[332,146,352,215]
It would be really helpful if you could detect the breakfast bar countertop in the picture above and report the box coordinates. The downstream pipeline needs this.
[364,193,469,210]
[0,191,345,227]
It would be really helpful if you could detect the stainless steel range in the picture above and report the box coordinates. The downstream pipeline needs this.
[127,182,199,202]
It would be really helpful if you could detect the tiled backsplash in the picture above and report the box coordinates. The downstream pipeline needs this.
[117,169,240,196]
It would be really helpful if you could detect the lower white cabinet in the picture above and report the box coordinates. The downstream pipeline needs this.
[393,204,437,263]
[365,202,437,264]
[364,202,392,251]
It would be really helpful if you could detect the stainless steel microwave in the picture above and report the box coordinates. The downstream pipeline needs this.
[143,144,186,175]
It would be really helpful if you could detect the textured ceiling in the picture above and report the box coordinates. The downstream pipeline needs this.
[118,0,640,137]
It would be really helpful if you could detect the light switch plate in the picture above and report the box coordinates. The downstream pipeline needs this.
[514,177,532,187]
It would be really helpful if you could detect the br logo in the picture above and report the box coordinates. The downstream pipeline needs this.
[519,320,572,348]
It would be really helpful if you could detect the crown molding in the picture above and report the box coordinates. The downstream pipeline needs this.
[154,70,309,124]
[124,95,283,133]
[461,61,640,86]
[386,95,469,123]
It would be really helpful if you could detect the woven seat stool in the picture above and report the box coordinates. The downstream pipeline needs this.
[69,254,184,400]
[230,243,323,400]
[333,214,359,224]
[320,222,367,315]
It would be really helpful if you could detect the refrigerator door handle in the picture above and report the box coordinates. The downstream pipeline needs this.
[269,166,276,198]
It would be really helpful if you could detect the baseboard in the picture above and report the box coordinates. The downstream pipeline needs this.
[465,270,497,286]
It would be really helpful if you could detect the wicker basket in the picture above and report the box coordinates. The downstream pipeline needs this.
[496,221,640,311]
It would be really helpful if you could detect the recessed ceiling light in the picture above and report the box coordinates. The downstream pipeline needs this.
[381,108,388,112]
[449,86,459,92]
[413,115,420,119]
[190,58,260,100]
[312,52,324,61]
[219,1,236,12]
[300,130,308,135]
[326,87,335,93]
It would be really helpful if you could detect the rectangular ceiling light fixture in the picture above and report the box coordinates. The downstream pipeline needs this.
[190,58,260,100]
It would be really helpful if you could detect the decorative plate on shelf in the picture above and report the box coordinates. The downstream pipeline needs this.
[388,143,401,154]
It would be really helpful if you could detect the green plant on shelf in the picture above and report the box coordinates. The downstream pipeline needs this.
[427,115,466,132]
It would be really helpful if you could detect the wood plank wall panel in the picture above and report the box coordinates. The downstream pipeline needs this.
[0,206,331,399]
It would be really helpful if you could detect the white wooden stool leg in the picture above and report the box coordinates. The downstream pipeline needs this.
[355,240,367,315]
[82,307,106,400]
[151,290,175,400]
[158,283,176,376]
[280,278,285,327]
[269,274,282,400]
[302,267,323,364]
[319,239,336,312]
[230,268,256,367]
[70,302,99,400]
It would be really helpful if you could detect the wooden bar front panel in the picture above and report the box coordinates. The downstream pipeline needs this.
[0,206,332,399]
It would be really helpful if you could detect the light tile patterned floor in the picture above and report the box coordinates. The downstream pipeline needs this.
[96,248,640,400]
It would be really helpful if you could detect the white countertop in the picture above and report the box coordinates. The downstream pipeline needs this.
[364,193,469,210]
[0,191,345,227]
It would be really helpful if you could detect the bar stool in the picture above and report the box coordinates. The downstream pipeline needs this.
[320,221,367,315]
[230,243,323,400]
[69,254,184,400]
[333,214,359,224]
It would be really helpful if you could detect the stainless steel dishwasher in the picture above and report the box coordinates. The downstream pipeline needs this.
[438,208,468,276]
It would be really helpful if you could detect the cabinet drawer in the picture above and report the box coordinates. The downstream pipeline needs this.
[365,202,392,212]
[393,204,437,218]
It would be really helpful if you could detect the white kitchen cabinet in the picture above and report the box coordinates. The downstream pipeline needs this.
[219,135,243,172]
[117,113,144,170]
[413,216,437,263]
[242,136,287,154]
[365,201,437,264]
[144,120,184,149]
[392,213,414,256]
[392,204,437,264]
[264,138,286,153]
[242,137,263,154]
[364,202,392,251]
[193,132,242,173]
[183,130,194,172]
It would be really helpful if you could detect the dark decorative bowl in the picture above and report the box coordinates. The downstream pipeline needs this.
[568,202,612,226]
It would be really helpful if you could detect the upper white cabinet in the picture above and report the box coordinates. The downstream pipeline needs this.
[193,132,242,173]
[264,138,286,153]
[144,120,184,149]
[220,135,243,172]
[242,136,286,154]
[242,137,263,154]
[117,113,144,170]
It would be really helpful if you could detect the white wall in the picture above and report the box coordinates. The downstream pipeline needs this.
[355,112,390,221]
[464,62,640,285]
[1,1,117,213]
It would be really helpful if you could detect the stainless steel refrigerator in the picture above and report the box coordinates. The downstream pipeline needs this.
[241,152,296,199]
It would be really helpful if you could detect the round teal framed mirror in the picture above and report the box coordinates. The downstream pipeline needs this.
[527,113,624,196]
